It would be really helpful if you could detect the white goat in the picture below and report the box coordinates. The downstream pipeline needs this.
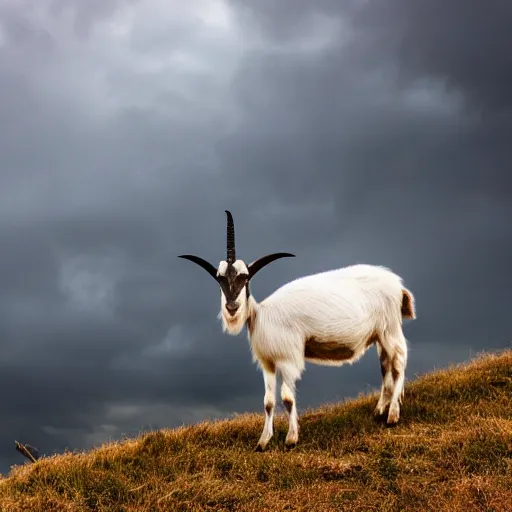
[179,211,416,451]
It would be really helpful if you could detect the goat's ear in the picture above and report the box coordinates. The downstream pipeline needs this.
[178,255,219,281]
[247,252,295,280]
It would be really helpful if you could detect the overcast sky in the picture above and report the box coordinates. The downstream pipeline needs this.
[1,0,511,473]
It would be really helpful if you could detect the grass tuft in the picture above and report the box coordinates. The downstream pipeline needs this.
[1,350,511,511]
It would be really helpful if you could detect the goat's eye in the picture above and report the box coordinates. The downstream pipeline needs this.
[235,275,247,285]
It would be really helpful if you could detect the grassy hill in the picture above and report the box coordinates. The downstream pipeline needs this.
[1,350,511,512]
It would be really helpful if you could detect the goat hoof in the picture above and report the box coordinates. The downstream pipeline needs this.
[374,404,388,417]
[386,416,400,427]
[255,444,264,452]
[373,411,387,423]
[285,442,297,451]
[386,407,400,425]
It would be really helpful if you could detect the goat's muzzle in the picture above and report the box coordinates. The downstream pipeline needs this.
[225,302,239,316]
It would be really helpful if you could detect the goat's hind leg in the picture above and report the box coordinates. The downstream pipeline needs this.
[374,343,394,419]
[255,364,277,452]
[379,329,408,425]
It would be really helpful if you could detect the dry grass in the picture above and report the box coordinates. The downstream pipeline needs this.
[1,350,511,511]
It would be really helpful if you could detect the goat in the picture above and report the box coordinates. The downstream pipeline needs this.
[179,211,416,451]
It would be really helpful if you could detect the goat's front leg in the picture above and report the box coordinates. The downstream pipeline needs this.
[280,362,300,449]
[255,365,277,452]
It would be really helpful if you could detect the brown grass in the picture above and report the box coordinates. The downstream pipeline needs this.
[1,350,511,511]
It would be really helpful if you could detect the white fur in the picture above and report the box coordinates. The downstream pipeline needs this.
[218,263,415,450]
[217,260,248,277]
[219,287,249,335]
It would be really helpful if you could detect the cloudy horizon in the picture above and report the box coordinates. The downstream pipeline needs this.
[1,0,511,473]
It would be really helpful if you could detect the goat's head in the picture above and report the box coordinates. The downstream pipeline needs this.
[178,210,295,334]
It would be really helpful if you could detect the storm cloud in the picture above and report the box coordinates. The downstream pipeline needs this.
[0,0,510,473]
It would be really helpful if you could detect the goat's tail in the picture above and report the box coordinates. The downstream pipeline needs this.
[401,287,416,320]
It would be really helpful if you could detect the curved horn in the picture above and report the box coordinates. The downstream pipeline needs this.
[225,210,236,264]
[178,255,218,281]
[247,252,295,280]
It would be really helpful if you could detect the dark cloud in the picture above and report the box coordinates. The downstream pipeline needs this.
[1,0,511,473]
[222,0,512,343]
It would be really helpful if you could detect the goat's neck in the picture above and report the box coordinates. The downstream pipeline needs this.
[246,295,259,337]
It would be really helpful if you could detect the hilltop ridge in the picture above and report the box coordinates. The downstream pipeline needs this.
[1,350,511,511]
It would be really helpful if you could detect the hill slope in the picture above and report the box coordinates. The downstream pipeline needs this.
[1,350,511,512]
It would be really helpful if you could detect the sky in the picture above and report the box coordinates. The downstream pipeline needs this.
[0,0,511,473]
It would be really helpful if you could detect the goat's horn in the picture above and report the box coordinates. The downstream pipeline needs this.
[178,255,218,281]
[247,252,295,279]
[225,210,236,264]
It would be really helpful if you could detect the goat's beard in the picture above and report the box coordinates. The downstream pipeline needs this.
[219,291,249,336]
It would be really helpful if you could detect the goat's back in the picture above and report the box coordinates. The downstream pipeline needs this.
[259,264,404,340]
